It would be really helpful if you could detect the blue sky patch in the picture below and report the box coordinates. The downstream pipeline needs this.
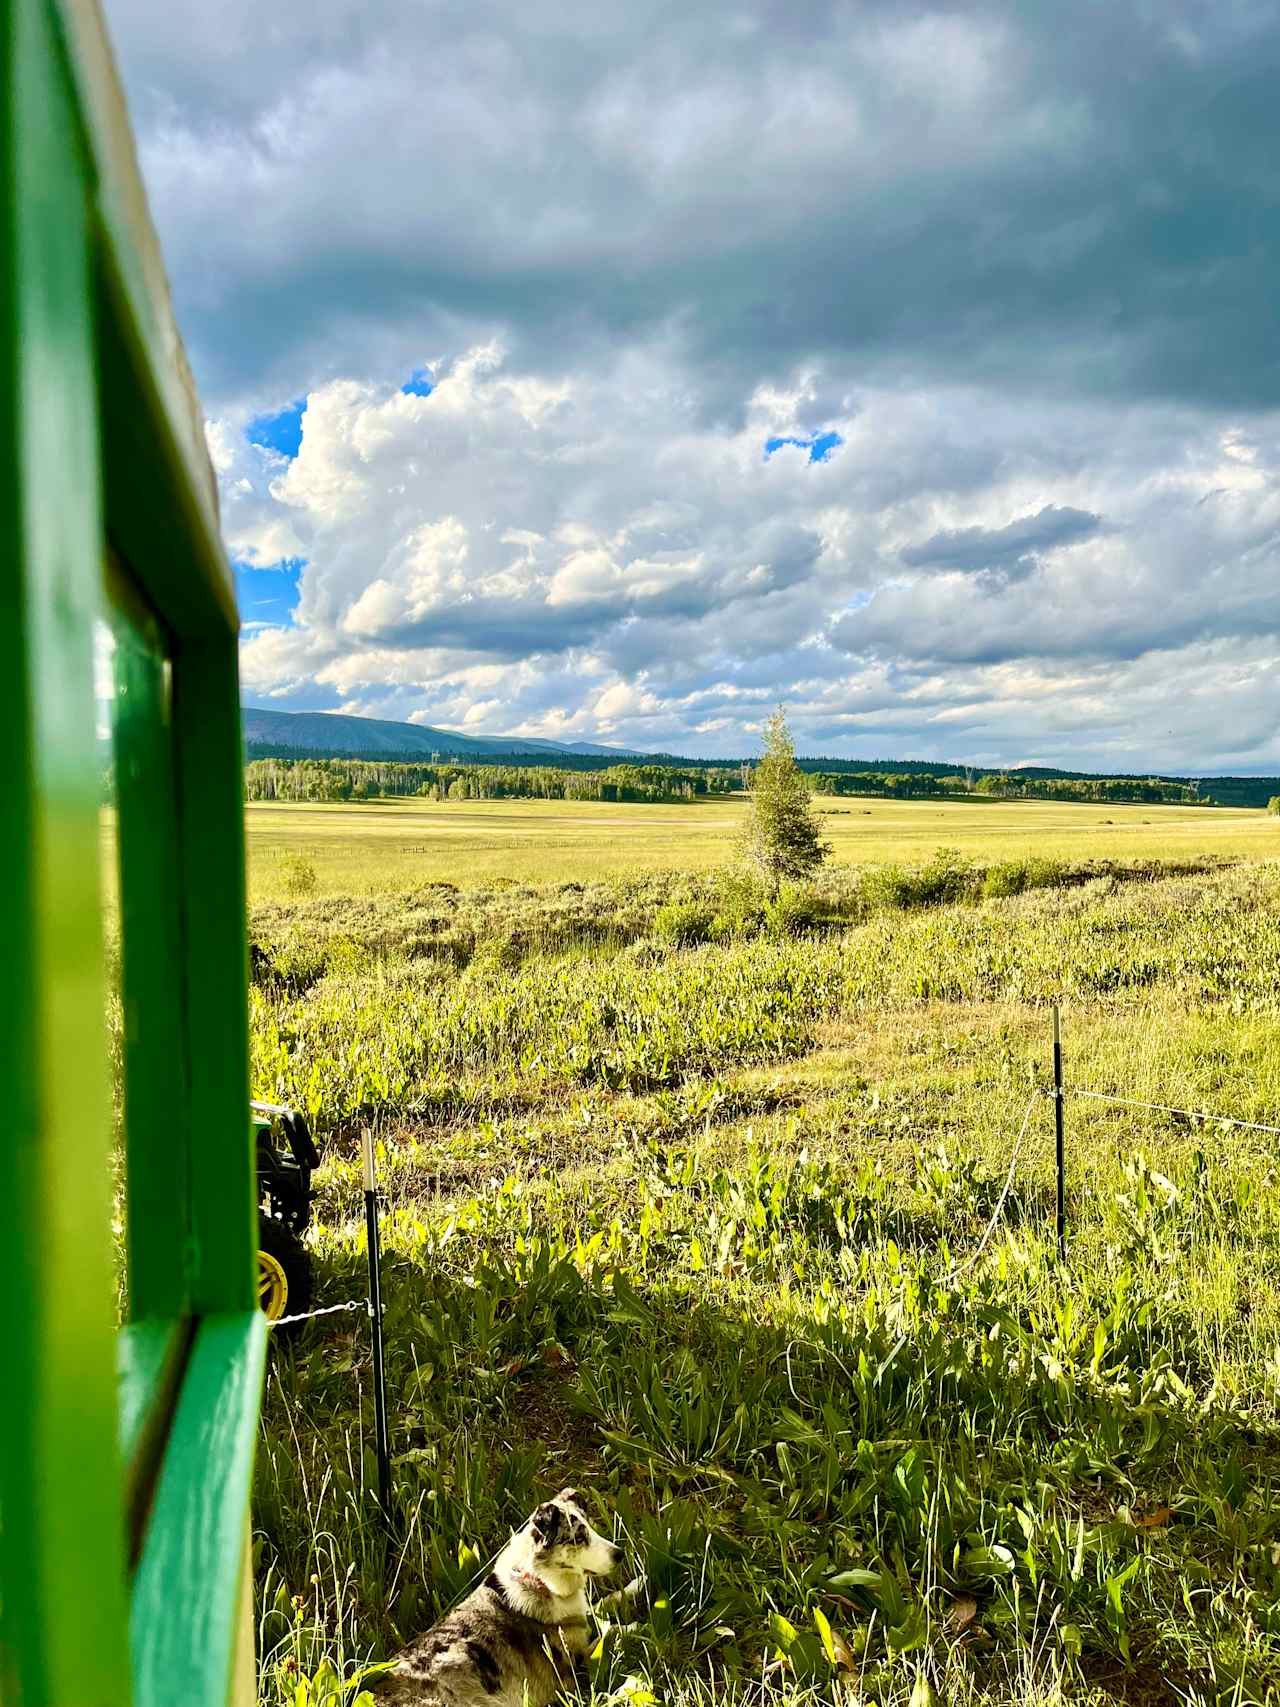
[234,557,304,626]
[401,367,434,397]
[764,430,844,464]
[247,399,306,459]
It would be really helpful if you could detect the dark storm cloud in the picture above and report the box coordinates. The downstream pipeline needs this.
[106,0,1280,416]
[900,505,1104,580]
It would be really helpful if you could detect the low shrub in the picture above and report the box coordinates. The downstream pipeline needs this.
[250,929,369,995]
[652,899,718,947]
[707,872,768,942]
[982,856,1067,898]
[862,847,976,911]
[465,931,527,973]
[762,882,823,937]
[280,854,318,897]
[250,933,330,997]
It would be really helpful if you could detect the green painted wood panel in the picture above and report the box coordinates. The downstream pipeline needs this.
[4,2,264,1701]
[130,1312,268,1707]
[96,238,237,639]
[107,566,193,1322]
[0,0,133,1701]
[56,0,230,605]
[116,1317,190,1564]
[174,635,257,1317]
[117,1319,187,1482]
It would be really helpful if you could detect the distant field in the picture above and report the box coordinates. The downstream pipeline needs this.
[245,792,1276,898]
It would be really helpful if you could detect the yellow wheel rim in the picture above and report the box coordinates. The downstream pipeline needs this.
[257,1249,289,1321]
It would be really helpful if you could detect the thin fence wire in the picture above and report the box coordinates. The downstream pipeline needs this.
[258,1068,1277,1365]
[264,1090,1276,1332]
[943,1087,1043,1283]
[268,1298,370,1331]
[1066,1087,1280,1138]
[924,1075,1280,1283]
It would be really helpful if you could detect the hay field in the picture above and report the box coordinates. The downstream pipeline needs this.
[245,793,1275,900]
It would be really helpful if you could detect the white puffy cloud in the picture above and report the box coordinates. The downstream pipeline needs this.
[111,0,1280,771]
[219,340,1280,768]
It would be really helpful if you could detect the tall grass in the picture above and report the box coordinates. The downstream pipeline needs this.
[252,859,1280,1706]
[249,860,1277,1137]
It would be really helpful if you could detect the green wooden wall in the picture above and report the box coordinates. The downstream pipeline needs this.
[1,1,264,1702]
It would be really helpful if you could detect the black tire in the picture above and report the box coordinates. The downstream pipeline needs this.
[257,1211,313,1336]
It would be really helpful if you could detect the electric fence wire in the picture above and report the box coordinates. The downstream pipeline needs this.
[876,1085,1043,1384]
[940,1085,1043,1285]
[267,1298,371,1330]
[1068,1087,1280,1137]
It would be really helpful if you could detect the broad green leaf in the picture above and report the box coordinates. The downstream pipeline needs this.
[813,1605,836,1666]
[768,1611,799,1651]
[829,1567,883,1590]
[886,1606,927,1653]
[962,1544,1016,1579]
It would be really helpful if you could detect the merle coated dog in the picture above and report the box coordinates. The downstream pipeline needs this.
[373,1491,623,1706]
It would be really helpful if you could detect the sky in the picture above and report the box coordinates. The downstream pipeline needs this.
[106,0,1280,770]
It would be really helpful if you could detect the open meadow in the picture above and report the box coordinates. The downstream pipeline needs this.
[245,795,1276,900]
[247,797,1280,1707]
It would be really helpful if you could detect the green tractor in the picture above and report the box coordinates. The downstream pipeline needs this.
[252,1101,320,1329]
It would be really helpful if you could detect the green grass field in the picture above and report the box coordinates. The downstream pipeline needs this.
[246,794,1276,899]
[245,798,1280,1707]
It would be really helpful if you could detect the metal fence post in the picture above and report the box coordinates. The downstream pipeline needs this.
[363,1128,393,1526]
[1052,1004,1066,1260]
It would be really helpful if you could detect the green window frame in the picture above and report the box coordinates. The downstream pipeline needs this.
[2,2,264,1704]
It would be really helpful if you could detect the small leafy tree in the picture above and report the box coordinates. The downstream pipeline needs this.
[280,854,318,897]
[1269,796,1280,815]
[740,709,830,892]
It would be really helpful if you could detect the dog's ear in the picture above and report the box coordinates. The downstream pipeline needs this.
[557,1487,580,1504]
[531,1502,562,1548]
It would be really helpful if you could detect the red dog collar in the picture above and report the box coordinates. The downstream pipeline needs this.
[510,1567,553,1600]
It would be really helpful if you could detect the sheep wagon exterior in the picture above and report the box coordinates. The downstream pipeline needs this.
[2,0,263,1703]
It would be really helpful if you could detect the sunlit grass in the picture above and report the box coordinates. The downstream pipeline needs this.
[245,793,1278,901]
[252,857,1280,1706]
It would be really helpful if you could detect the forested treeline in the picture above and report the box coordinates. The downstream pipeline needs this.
[243,757,738,804]
[809,770,1206,805]
[242,752,1269,808]
[787,760,1272,806]
[972,774,1204,805]
[809,771,969,799]
[1197,777,1280,809]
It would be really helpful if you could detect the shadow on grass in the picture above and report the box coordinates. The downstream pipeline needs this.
[253,1209,1267,1703]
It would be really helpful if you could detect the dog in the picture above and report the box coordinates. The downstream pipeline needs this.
[373,1489,624,1706]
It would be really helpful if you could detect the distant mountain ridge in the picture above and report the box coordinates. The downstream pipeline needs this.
[242,705,640,760]
[241,705,1280,808]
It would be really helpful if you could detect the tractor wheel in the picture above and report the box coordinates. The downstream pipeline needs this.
[257,1212,313,1333]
